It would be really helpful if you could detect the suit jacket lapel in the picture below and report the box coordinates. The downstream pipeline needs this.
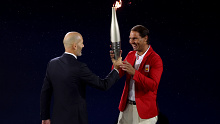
[138,46,153,71]
[125,52,136,80]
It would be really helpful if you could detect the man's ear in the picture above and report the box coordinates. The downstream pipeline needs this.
[72,43,77,50]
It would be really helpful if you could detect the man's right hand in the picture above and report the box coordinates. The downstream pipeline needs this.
[112,57,122,71]
[110,50,122,70]
[42,119,51,124]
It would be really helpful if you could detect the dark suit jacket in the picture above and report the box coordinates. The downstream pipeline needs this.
[40,53,119,124]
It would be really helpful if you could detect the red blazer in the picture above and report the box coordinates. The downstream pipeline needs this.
[117,45,163,119]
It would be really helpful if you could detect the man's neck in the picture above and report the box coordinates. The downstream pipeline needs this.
[137,45,149,56]
[65,50,76,55]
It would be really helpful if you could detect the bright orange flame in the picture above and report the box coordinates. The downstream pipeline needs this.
[113,0,122,9]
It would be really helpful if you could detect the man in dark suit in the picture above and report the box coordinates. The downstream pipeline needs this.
[40,32,122,124]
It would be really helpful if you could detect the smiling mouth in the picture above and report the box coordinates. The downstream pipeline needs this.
[132,44,137,49]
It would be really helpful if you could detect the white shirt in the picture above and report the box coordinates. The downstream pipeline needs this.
[65,52,77,59]
[128,45,150,101]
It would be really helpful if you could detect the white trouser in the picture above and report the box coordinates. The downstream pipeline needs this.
[117,104,158,124]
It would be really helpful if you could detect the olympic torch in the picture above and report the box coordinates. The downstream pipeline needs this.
[111,0,122,60]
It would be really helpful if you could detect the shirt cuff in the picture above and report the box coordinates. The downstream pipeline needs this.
[113,68,119,73]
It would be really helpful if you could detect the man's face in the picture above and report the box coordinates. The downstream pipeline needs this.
[129,31,147,52]
[76,38,84,56]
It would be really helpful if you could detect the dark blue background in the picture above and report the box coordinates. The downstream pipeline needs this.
[0,0,219,123]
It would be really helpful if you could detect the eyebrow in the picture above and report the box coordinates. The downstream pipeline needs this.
[129,37,138,39]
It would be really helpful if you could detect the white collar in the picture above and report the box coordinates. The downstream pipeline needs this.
[136,45,150,58]
[64,52,77,59]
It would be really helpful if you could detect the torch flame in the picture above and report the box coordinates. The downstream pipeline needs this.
[113,0,122,9]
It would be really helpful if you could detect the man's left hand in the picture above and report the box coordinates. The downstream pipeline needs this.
[120,61,135,76]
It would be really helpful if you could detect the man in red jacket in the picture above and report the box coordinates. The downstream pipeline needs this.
[111,25,163,124]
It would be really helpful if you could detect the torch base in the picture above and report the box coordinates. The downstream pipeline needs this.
[111,41,121,60]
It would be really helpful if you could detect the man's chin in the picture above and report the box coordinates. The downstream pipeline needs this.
[133,48,137,51]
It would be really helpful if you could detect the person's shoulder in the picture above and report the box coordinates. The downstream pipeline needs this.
[45,56,61,68]
[72,61,86,72]
[51,56,60,61]
[79,61,87,68]
[150,50,162,62]
[127,51,136,56]
[50,56,61,63]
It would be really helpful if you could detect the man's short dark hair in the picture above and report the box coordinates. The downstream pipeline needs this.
[131,25,150,44]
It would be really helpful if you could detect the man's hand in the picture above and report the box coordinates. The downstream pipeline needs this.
[110,50,122,70]
[42,119,51,124]
[112,57,122,70]
[120,61,135,76]
[110,50,115,60]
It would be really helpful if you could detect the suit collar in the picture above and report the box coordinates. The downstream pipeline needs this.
[64,52,77,59]
[143,45,153,59]
[132,45,153,62]
[62,53,77,61]
[135,45,150,59]
[130,45,153,69]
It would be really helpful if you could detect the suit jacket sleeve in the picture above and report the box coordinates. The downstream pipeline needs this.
[111,65,125,78]
[80,63,119,91]
[40,62,53,120]
[133,55,163,92]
